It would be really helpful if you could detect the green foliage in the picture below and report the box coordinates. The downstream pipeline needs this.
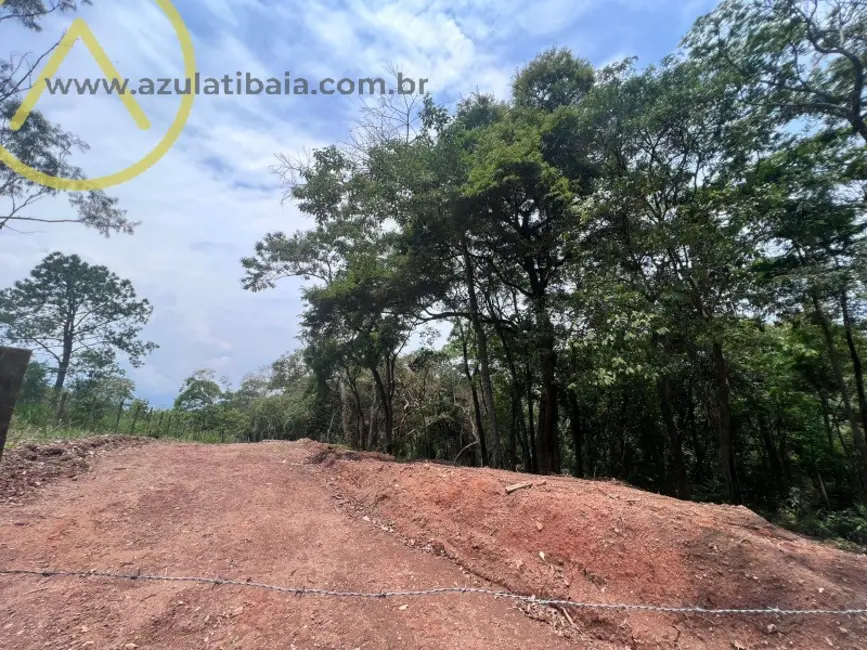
[174,369,223,411]
[512,47,595,112]
[0,252,156,391]
[685,0,867,142]
[234,17,867,544]
[778,494,867,549]
[17,360,50,404]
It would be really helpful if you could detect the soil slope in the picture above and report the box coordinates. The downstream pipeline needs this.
[0,439,865,650]
[326,446,867,649]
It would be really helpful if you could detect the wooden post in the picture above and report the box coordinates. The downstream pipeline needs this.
[130,403,142,434]
[156,411,164,438]
[0,347,32,462]
[166,413,173,437]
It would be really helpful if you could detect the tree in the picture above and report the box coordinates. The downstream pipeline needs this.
[174,369,223,411]
[452,50,599,474]
[686,0,867,144]
[17,358,50,404]
[750,131,867,491]
[65,356,134,426]
[1,0,135,235]
[0,252,156,392]
[512,47,595,112]
[238,23,867,542]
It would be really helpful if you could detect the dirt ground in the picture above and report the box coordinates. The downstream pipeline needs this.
[1,439,866,649]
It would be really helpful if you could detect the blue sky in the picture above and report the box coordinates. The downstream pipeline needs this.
[0,0,718,406]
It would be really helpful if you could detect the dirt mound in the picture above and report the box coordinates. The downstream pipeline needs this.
[325,450,867,649]
[2,439,865,649]
[306,444,391,467]
[0,441,587,650]
[0,436,149,504]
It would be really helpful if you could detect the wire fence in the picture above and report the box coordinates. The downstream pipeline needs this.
[2,568,866,617]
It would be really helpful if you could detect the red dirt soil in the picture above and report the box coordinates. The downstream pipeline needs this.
[1,436,151,505]
[0,439,865,650]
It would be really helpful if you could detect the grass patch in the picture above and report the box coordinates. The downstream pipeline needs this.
[6,416,235,450]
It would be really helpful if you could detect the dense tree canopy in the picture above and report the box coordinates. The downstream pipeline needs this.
[239,0,867,542]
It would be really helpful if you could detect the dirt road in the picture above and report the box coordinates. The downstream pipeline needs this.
[0,441,580,650]
[3,439,866,650]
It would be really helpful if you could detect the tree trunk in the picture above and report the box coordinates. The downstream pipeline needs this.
[367,392,378,451]
[840,289,867,432]
[525,363,537,473]
[459,322,488,465]
[813,291,867,491]
[535,315,560,475]
[835,415,851,456]
[53,331,74,396]
[56,392,68,426]
[565,388,584,478]
[345,373,367,450]
[114,399,124,432]
[778,418,792,489]
[339,377,356,449]
[657,375,690,499]
[370,366,393,454]
[461,239,501,468]
[469,380,488,464]
[507,396,518,471]
[53,357,70,394]
[819,390,837,454]
[711,337,741,504]
[490,314,530,471]
[686,387,705,483]
[758,412,785,497]
[585,396,597,478]
[817,472,831,509]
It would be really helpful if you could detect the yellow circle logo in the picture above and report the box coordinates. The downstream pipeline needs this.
[0,0,196,191]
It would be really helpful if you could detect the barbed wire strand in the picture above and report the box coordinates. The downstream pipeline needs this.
[2,568,866,616]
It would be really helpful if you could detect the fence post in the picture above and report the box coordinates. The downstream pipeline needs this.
[0,347,32,462]
[166,413,173,437]
[130,403,142,434]
[156,412,164,438]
